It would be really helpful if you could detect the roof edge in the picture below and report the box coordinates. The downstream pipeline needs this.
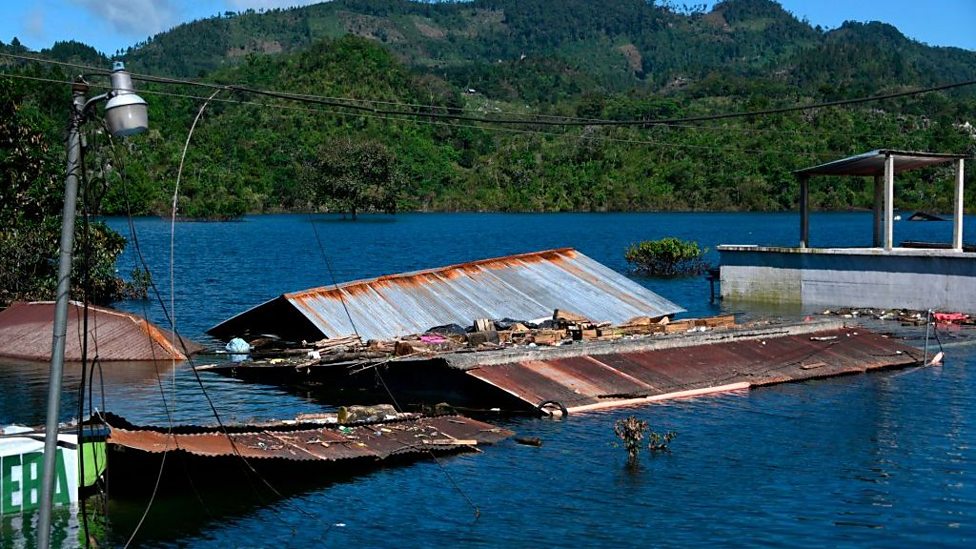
[794,149,968,176]
[283,247,579,299]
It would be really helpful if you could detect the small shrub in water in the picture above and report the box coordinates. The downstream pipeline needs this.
[614,417,679,465]
[648,430,678,453]
[614,416,648,464]
[625,237,709,277]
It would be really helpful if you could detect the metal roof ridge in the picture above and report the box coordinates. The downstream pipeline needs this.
[283,247,579,298]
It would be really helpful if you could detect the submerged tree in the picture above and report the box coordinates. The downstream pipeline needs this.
[625,237,710,277]
[302,137,404,219]
[613,416,649,466]
[613,416,678,466]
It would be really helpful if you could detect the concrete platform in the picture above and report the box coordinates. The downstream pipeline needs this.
[718,245,976,312]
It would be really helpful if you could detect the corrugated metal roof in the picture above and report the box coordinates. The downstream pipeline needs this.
[208,248,684,342]
[0,301,202,362]
[795,149,966,177]
[105,414,512,462]
[463,327,919,413]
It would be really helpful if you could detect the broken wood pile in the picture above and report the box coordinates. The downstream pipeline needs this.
[219,310,738,369]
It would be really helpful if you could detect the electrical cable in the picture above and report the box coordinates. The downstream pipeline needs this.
[0,71,943,161]
[304,219,483,520]
[97,130,179,549]
[103,129,312,543]
[110,90,322,521]
[219,78,976,127]
[105,128,217,527]
[2,50,974,130]
[76,116,93,547]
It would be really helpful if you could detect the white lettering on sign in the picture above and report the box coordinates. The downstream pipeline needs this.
[1,436,78,516]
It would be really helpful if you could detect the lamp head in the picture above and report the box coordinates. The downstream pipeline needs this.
[104,61,148,137]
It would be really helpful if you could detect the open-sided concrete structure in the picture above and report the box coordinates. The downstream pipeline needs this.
[719,150,975,312]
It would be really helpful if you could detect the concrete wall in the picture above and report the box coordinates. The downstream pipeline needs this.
[719,246,976,312]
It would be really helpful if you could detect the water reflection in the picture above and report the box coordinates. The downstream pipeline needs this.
[0,359,178,425]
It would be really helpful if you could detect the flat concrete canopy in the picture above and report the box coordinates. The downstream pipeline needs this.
[795,149,967,177]
[794,149,968,251]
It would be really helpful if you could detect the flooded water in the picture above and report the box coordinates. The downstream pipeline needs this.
[2,212,975,547]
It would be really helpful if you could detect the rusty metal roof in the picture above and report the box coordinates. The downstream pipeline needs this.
[462,325,919,413]
[104,414,512,462]
[0,301,202,362]
[208,248,684,342]
[795,149,966,177]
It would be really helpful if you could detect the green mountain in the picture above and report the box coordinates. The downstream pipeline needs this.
[2,0,974,218]
[121,0,976,100]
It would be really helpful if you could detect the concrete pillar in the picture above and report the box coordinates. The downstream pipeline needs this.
[884,154,894,251]
[953,158,965,251]
[873,175,883,248]
[799,175,809,248]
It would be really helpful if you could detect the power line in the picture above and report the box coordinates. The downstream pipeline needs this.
[0,71,921,160]
[3,49,974,131]
[0,51,111,75]
[219,79,976,128]
[0,51,600,123]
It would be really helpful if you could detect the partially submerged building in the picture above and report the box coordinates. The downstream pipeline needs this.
[102,412,512,492]
[0,301,201,362]
[719,150,973,311]
[202,319,920,415]
[208,248,685,342]
[204,248,924,416]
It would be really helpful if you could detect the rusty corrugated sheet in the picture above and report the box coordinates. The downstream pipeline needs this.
[208,248,684,342]
[464,328,919,413]
[105,415,512,462]
[0,301,202,362]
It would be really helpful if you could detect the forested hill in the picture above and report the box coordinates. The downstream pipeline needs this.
[2,0,975,218]
[121,0,976,100]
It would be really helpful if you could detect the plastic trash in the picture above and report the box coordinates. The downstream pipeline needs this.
[225,337,251,354]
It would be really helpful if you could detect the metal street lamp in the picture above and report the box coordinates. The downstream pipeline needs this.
[37,61,148,549]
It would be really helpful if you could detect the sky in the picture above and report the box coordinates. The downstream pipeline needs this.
[0,0,973,57]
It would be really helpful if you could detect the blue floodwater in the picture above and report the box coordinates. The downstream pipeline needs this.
[1,212,974,547]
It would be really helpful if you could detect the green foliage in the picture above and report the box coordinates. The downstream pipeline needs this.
[0,78,131,306]
[3,1,976,219]
[625,238,710,277]
[301,137,404,218]
[614,416,648,465]
[613,416,678,466]
[648,430,678,453]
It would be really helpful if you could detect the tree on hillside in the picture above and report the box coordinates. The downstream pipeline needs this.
[0,79,132,306]
[302,137,403,219]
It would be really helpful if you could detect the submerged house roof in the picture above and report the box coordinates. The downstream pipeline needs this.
[447,321,919,414]
[208,248,685,342]
[794,149,967,177]
[104,413,511,463]
[0,301,202,362]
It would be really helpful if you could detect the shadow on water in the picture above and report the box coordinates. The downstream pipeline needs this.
[100,449,475,546]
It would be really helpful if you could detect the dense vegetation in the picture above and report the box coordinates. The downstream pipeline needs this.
[0,0,974,223]
[0,74,135,306]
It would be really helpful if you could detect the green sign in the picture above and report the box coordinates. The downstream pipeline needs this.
[1,449,73,514]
